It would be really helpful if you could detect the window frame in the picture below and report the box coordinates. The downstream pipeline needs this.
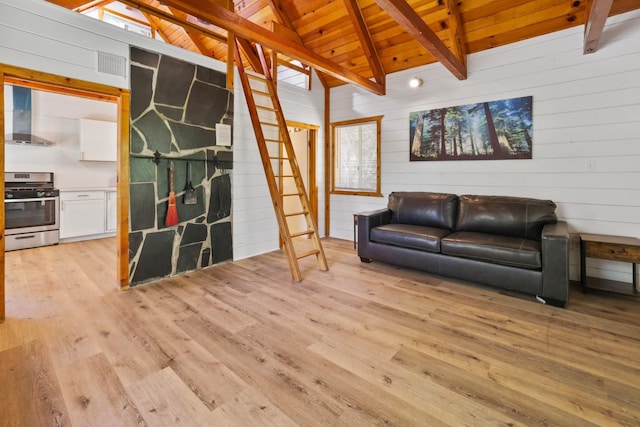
[330,115,383,197]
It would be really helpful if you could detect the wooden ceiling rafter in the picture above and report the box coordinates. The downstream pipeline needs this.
[166,6,210,57]
[373,0,467,80]
[343,0,386,88]
[47,0,640,91]
[73,0,111,13]
[266,0,329,89]
[140,11,161,40]
[584,0,614,54]
[237,36,265,73]
[159,0,385,95]
[142,12,180,46]
[117,0,228,44]
[445,0,467,71]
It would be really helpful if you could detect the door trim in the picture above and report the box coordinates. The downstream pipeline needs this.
[0,64,130,321]
[281,121,319,248]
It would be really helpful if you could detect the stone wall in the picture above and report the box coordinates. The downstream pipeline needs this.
[128,46,233,285]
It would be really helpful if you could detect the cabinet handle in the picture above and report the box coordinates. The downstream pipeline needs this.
[77,194,90,197]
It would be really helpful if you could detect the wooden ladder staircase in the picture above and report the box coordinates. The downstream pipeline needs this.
[234,39,328,281]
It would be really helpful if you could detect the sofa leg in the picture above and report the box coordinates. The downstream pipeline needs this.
[360,257,372,263]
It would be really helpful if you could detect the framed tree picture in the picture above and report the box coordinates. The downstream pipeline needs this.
[409,96,533,161]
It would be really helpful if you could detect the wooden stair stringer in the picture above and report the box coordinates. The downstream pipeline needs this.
[234,38,328,281]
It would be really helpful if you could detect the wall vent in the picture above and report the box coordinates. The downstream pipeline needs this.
[97,51,127,78]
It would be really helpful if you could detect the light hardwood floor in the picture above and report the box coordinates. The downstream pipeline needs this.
[1,237,639,426]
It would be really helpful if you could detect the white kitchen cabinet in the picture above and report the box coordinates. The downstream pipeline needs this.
[105,190,117,232]
[79,118,117,162]
[60,191,106,238]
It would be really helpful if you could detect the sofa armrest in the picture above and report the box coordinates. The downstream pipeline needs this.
[357,208,392,260]
[540,221,570,307]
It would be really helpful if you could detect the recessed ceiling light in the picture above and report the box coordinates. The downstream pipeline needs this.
[409,77,423,88]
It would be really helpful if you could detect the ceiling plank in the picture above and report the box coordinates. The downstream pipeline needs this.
[343,0,386,87]
[266,0,295,29]
[373,0,467,80]
[117,0,228,43]
[167,6,210,56]
[584,0,613,54]
[445,0,467,72]
[159,0,385,95]
[267,0,330,89]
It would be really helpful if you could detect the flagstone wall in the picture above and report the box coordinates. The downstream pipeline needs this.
[128,46,233,285]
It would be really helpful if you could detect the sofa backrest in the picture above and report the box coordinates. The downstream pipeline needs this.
[456,195,557,240]
[388,192,458,230]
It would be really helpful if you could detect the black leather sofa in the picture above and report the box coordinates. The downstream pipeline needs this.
[357,192,570,307]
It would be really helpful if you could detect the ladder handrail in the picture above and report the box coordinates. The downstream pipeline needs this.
[234,37,328,280]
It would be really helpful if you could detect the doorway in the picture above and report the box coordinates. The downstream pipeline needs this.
[0,63,130,322]
[279,121,319,249]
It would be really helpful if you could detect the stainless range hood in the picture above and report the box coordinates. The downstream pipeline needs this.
[5,86,55,146]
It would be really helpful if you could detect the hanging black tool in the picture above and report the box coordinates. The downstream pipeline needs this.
[183,161,197,205]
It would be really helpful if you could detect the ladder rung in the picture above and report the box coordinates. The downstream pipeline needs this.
[285,211,307,217]
[270,156,289,160]
[265,139,284,143]
[256,105,278,112]
[274,175,295,178]
[291,230,315,238]
[248,73,267,82]
[252,89,270,97]
[280,192,302,197]
[260,121,279,127]
[296,249,320,260]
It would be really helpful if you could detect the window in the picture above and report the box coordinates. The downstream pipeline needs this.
[331,116,382,196]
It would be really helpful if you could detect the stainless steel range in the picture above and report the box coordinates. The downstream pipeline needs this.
[4,172,60,251]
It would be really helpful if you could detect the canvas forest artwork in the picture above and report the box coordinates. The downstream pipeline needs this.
[409,96,533,161]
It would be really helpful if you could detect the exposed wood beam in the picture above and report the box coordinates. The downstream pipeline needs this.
[584,0,613,54]
[267,0,330,89]
[226,0,235,89]
[266,0,295,29]
[374,0,466,80]
[276,57,310,75]
[117,0,228,43]
[73,0,111,13]
[446,0,467,71]
[237,37,264,73]
[167,6,210,56]
[161,0,384,95]
[343,0,385,87]
[142,12,170,43]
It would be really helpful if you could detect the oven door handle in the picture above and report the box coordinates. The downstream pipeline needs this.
[5,197,58,203]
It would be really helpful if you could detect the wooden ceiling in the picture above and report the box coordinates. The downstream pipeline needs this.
[46,0,640,95]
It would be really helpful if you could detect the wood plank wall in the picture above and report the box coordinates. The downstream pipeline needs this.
[330,10,640,283]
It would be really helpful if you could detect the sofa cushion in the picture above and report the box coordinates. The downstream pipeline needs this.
[371,223,452,253]
[388,192,458,229]
[441,231,542,269]
[456,195,556,240]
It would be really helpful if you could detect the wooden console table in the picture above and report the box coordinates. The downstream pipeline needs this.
[580,233,640,294]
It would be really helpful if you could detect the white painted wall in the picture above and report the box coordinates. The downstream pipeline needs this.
[0,0,325,262]
[4,85,118,188]
[330,10,640,283]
